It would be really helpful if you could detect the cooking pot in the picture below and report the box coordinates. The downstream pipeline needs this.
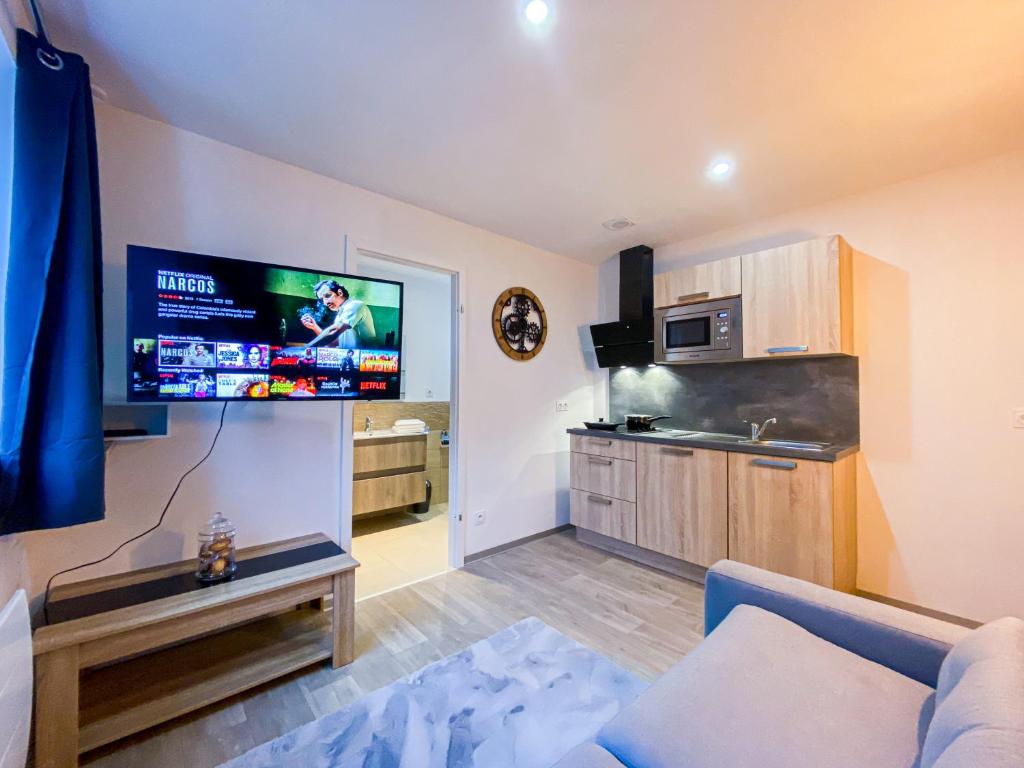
[624,414,671,432]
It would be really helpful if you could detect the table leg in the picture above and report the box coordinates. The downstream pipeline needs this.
[35,645,80,768]
[331,571,355,668]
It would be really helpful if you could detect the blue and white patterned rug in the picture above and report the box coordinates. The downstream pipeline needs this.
[221,617,646,768]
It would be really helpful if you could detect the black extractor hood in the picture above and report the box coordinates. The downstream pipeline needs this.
[589,245,654,368]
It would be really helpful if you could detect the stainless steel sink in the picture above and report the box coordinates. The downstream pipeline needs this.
[739,439,830,451]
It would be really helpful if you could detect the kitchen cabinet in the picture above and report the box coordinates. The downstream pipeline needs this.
[653,256,741,308]
[741,235,853,358]
[570,438,637,544]
[636,444,727,567]
[728,452,856,590]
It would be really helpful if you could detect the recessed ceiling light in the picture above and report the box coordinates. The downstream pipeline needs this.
[602,217,635,231]
[524,0,550,24]
[707,159,733,179]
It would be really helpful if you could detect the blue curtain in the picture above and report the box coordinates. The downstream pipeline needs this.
[0,29,104,534]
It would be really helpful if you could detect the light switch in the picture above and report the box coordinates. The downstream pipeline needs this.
[1013,408,1024,430]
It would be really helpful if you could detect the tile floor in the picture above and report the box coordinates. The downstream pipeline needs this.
[350,503,450,599]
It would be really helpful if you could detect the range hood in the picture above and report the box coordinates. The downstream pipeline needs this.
[589,245,654,368]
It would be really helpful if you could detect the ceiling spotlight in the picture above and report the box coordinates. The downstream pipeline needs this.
[524,0,550,24]
[602,217,635,231]
[707,159,733,179]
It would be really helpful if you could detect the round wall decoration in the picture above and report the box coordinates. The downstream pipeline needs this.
[491,287,547,361]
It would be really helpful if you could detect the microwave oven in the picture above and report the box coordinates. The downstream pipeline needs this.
[654,297,742,363]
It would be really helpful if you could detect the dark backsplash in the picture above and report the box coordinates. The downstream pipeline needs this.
[609,356,859,445]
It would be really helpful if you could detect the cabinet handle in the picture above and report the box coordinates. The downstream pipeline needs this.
[587,457,613,466]
[765,345,809,354]
[589,439,613,446]
[752,458,797,470]
[587,494,613,506]
[677,291,710,303]
[661,447,694,456]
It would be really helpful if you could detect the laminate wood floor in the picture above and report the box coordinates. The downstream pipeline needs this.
[82,530,705,768]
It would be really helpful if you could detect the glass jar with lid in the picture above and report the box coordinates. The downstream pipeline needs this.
[196,512,237,582]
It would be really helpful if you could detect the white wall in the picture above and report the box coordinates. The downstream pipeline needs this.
[632,150,1024,622]
[11,105,601,598]
[355,256,452,402]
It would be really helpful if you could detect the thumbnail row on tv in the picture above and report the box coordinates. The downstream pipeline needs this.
[134,337,398,373]
[152,370,388,400]
[131,337,399,400]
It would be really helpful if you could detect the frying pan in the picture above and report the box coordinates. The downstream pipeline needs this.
[583,419,623,431]
[624,414,671,432]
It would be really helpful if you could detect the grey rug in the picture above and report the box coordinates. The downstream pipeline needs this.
[221,617,646,768]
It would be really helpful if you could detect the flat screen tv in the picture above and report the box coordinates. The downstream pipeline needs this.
[126,246,403,402]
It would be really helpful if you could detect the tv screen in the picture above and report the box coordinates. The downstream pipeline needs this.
[126,246,403,402]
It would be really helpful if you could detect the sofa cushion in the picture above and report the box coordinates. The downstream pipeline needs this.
[597,604,935,768]
[552,742,625,767]
[921,617,1024,768]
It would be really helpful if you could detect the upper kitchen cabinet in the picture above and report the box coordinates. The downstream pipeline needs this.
[653,256,741,308]
[741,235,853,359]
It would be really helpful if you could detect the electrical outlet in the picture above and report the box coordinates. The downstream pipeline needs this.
[473,510,487,526]
[1013,408,1024,430]
[555,400,569,413]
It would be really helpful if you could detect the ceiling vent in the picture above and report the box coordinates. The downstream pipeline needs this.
[602,217,635,231]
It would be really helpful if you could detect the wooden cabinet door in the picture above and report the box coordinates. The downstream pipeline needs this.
[728,453,834,586]
[740,235,852,358]
[654,257,741,308]
[636,444,728,567]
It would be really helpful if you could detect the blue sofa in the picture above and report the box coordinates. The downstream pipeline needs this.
[555,560,1024,767]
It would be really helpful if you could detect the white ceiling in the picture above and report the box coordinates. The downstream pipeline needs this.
[32,0,1024,263]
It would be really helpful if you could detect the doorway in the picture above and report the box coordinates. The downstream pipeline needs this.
[346,250,459,599]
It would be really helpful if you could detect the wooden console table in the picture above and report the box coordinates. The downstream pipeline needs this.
[32,533,359,768]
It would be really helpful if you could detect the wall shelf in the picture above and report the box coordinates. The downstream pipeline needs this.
[102,404,170,441]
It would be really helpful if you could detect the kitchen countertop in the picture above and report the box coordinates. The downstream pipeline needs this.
[567,427,858,462]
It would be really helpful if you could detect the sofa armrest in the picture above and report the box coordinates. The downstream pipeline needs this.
[704,560,970,687]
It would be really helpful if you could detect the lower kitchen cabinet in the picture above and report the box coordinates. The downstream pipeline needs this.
[569,489,637,544]
[728,452,856,590]
[636,444,727,567]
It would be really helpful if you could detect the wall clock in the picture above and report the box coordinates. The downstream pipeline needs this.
[491,287,547,361]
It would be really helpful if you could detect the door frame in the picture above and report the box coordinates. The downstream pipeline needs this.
[340,242,465,571]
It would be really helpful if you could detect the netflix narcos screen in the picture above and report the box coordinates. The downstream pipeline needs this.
[127,246,403,402]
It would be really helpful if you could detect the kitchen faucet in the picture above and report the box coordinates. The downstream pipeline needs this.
[746,417,777,441]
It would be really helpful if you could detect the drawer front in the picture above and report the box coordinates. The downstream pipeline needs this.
[353,436,427,477]
[353,471,427,516]
[570,452,636,501]
[570,490,636,544]
[569,434,636,461]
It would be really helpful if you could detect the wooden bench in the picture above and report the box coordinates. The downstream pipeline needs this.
[32,533,358,768]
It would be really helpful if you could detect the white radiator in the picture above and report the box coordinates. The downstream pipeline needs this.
[0,590,31,768]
